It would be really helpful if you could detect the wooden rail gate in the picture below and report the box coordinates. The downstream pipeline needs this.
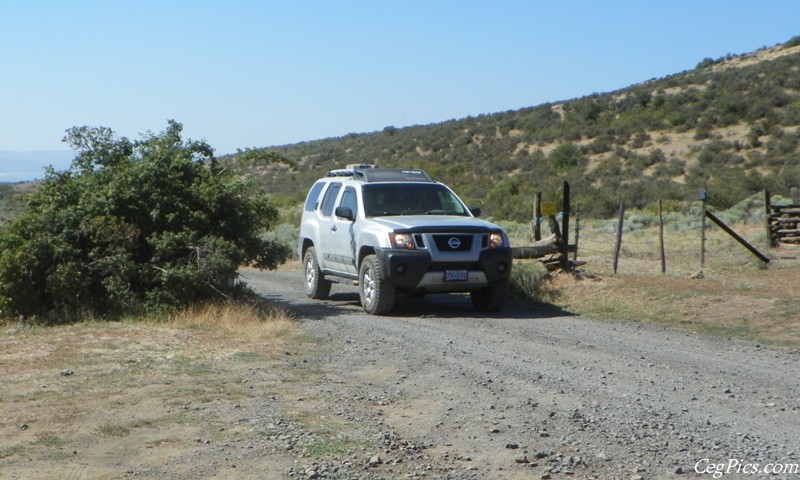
[766,189,800,246]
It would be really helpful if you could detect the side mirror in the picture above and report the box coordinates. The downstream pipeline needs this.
[470,207,481,217]
[335,206,355,221]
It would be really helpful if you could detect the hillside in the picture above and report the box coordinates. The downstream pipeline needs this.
[229,37,800,221]
[0,182,39,227]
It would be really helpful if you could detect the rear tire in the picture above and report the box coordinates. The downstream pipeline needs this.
[303,247,331,299]
[359,254,395,315]
[471,281,508,312]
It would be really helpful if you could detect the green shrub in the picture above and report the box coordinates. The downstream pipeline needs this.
[784,35,800,49]
[263,223,300,260]
[509,262,550,302]
[548,142,585,173]
[0,121,288,321]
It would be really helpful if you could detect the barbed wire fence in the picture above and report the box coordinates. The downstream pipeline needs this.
[513,187,799,276]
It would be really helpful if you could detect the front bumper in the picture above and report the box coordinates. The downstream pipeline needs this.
[375,247,512,291]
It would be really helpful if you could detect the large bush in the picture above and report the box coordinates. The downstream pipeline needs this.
[0,121,288,321]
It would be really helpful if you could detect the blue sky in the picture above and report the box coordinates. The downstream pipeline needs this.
[2,1,799,180]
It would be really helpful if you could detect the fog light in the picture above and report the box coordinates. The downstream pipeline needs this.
[396,264,406,274]
[497,262,507,273]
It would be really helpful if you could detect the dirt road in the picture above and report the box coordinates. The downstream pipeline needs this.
[242,270,800,479]
[2,270,798,479]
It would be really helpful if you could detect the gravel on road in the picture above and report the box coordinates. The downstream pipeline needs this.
[243,269,800,479]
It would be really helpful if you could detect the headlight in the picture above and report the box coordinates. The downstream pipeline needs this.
[488,232,505,249]
[390,233,415,250]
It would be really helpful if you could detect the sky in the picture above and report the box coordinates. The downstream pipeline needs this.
[2,1,800,181]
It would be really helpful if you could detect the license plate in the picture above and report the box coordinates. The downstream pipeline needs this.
[444,270,468,282]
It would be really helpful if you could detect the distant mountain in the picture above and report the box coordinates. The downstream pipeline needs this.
[228,36,800,220]
[0,150,74,182]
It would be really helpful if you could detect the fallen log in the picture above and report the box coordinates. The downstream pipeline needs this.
[512,245,559,259]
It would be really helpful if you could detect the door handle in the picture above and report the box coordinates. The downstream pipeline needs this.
[331,225,337,232]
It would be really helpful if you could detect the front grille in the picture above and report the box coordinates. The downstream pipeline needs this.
[433,234,473,252]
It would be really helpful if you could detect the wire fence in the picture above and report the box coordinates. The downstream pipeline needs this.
[504,192,800,276]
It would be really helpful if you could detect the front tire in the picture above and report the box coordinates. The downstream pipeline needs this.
[303,247,331,299]
[359,254,395,315]
[471,281,508,312]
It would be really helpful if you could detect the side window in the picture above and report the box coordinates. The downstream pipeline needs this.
[339,187,358,218]
[320,183,342,217]
[304,182,326,212]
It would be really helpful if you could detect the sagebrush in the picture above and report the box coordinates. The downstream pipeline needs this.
[0,121,289,321]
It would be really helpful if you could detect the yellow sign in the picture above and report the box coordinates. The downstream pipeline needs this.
[540,202,558,217]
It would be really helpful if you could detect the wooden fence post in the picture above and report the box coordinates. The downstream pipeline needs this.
[560,181,570,268]
[700,189,708,271]
[573,202,580,262]
[613,203,625,274]
[533,192,542,242]
[658,199,666,274]
[765,190,776,248]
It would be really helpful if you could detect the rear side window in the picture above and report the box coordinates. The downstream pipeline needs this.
[320,183,342,217]
[304,182,326,212]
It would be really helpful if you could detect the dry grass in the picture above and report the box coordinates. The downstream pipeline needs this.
[548,220,800,347]
[167,301,297,341]
[0,300,304,477]
[572,216,784,275]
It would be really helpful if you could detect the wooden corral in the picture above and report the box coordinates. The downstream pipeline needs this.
[766,189,800,247]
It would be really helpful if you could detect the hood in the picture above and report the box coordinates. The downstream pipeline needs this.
[368,215,503,233]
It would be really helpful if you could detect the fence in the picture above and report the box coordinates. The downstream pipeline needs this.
[511,181,578,271]
[766,188,800,246]
[515,186,799,275]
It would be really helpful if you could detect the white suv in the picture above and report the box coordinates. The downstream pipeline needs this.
[298,166,512,315]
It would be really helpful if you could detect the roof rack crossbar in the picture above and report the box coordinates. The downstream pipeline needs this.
[324,167,433,183]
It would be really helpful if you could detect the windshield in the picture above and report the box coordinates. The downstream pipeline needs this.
[363,183,470,217]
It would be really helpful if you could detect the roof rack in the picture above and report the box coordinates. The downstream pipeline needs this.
[325,167,433,183]
[360,168,432,183]
[326,164,375,177]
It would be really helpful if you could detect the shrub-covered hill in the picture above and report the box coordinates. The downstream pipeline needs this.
[228,37,800,221]
[0,182,39,227]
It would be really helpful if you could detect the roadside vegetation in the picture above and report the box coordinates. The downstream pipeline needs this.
[571,202,799,347]
[0,182,37,227]
[168,300,296,340]
[0,121,289,323]
[551,239,800,348]
[502,192,800,347]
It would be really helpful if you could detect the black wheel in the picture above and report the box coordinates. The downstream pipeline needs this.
[303,247,331,299]
[470,281,509,312]
[359,254,395,315]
